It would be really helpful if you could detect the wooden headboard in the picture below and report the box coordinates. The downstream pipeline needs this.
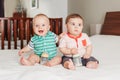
[0,17,62,49]
[101,11,120,35]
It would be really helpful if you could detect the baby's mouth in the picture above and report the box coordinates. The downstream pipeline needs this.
[75,30,78,32]
[38,30,44,33]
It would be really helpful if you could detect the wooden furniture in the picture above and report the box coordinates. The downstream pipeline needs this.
[101,11,120,35]
[0,17,33,49]
[13,12,26,18]
[0,17,62,49]
[49,18,62,35]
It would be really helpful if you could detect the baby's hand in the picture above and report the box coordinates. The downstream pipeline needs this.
[18,50,24,56]
[83,53,90,59]
[71,48,78,55]
[59,32,66,39]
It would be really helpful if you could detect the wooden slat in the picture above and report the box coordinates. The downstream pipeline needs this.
[58,18,62,34]
[7,19,11,49]
[26,19,31,44]
[49,18,62,35]
[13,19,17,49]
[20,19,24,49]
[1,19,5,49]
[56,20,59,35]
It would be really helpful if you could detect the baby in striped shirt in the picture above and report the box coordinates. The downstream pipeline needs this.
[18,14,62,66]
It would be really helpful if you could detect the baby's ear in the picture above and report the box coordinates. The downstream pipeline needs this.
[47,25,50,30]
[65,24,68,28]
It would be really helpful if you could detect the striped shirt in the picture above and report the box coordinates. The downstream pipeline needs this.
[28,31,58,60]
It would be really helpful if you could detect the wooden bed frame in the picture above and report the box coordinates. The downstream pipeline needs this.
[101,11,120,35]
[0,17,62,49]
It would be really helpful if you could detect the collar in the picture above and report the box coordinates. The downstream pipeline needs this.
[67,33,82,48]
[67,33,82,39]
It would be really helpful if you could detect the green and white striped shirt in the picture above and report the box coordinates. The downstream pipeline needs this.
[28,31,58,60]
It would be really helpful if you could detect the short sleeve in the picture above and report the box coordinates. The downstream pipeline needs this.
[54,34,58,43]
[59,36,67,48]
[28,40,34,49]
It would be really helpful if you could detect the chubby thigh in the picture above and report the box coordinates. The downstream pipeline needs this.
[28,53,40,63]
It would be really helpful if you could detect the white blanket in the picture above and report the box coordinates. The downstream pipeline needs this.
[0,40,27,49]
[0,35,120,80]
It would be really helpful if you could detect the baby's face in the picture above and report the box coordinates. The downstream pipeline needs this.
[33,16,50,36]
[66,18,83,36]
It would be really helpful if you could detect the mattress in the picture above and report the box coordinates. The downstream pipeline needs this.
[0,35,120,80]
[0,40,27,49]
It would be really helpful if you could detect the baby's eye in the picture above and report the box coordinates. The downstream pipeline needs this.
[78,24,81,27]
[35,25,39,27]
[41,24,45,27]
[71,23,75,26]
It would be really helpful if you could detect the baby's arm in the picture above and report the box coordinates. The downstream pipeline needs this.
[59,47,78,55]
[18,46,31,56]
[59,34,78,55]
[58,32,66,41]
[18,38,34,56]
[55,32,66,43]
[83,44,92,59]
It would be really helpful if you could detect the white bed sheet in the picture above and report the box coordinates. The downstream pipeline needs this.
[0,34,120,80]
[0,40,27,49]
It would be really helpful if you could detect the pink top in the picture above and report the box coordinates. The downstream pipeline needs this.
[59,33,91,57]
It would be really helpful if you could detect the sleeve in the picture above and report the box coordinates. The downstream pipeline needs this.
[27,39,34,49]
[54,34,59,43]
[59,36,67,48]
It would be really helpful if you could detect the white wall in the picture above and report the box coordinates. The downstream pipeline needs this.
[68,0,88,33]
[68,0,120,35]
[5,0,120,34]
[4,0,17,17]
[4,0,68,32]
[22,0,68,32]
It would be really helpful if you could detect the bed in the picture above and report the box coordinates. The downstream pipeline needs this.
[0,11,120,80]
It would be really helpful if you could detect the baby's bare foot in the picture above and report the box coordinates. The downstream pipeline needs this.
[20,57,33,66]
[68,59,75,70]
[43,62,51,67]
[86,61,98,69]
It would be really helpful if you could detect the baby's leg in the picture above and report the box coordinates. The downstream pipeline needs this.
[86,61,98,69]
[83,57,99,69]
[20,53,40,66]
[20,57,33,66]
[28,53,40,64]
[44,56,61,67]
[63,59,75,70]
